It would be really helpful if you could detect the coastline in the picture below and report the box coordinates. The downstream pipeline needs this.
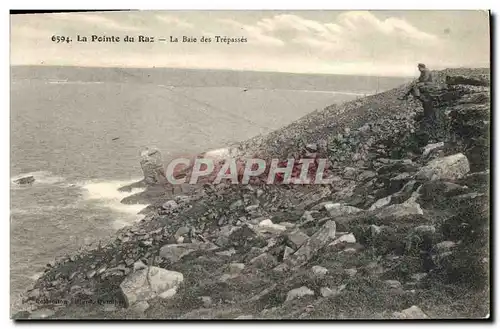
[14,67,490,319]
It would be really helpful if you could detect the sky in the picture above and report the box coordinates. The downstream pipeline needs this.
[10,10,490,76]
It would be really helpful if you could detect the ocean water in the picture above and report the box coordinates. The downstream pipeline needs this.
[10,66,408,311]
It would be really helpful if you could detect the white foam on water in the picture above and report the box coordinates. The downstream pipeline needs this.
[79,179,148,218]
[11,171,66,188]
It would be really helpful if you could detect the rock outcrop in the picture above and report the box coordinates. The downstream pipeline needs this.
[14,175,35,185]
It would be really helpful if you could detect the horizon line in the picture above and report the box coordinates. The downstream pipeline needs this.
[10,64,422,79]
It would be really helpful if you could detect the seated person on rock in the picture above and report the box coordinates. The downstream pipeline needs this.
[399,63,434,101]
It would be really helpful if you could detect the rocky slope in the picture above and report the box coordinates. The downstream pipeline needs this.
[15,68,490,320]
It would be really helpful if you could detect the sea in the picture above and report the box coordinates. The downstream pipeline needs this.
[10,65,410,311]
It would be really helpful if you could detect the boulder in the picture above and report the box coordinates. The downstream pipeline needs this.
[416,153,470,182]
[159,242,217,263]
[119,267,183,307]
[140,147,166,185]
[14,175,35,185]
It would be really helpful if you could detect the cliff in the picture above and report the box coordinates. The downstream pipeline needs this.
[15,68,490,320]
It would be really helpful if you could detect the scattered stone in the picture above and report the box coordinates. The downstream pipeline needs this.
[434,241,457,254]
[130,301,150,314]
[283,246,294,260]
[159,242,217,263]
[345,268,357,277]
[133,260,147,271]
[369,196,392,210]
[324,203,362,218]
[311,265,329,277]
[329,233,356,246]
[216,248,236,257]
[306,143,318,152]
[287,230,310,249]
[246,204,259,213]
[250,253,278,269]
[411,273,428,282]
[285,286,315,302]
[235,315,254,319]
[174,226,190,239]
[343,167,358,180]
[446,74,489,87]
[139,147,165,185]
[230,200,244,210]
[383,280,403,290]
[162,200,179,211]
[393,305,429,319]
[301,210,316,222]
[103,304,117,312]
[375,199,423,221]
[414,225,436,236]
[12,311,31,319]
[286,221,336,267]
[279,221,296,229]
[200,296,213,308]
[370,225,382,236]
[416,153,470,181]
[320,287,335,297]
[320,284,346,297]
[358,170,376,181]
[225,263,243,275]
[258,219,287,232]
[120,267,183,307]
